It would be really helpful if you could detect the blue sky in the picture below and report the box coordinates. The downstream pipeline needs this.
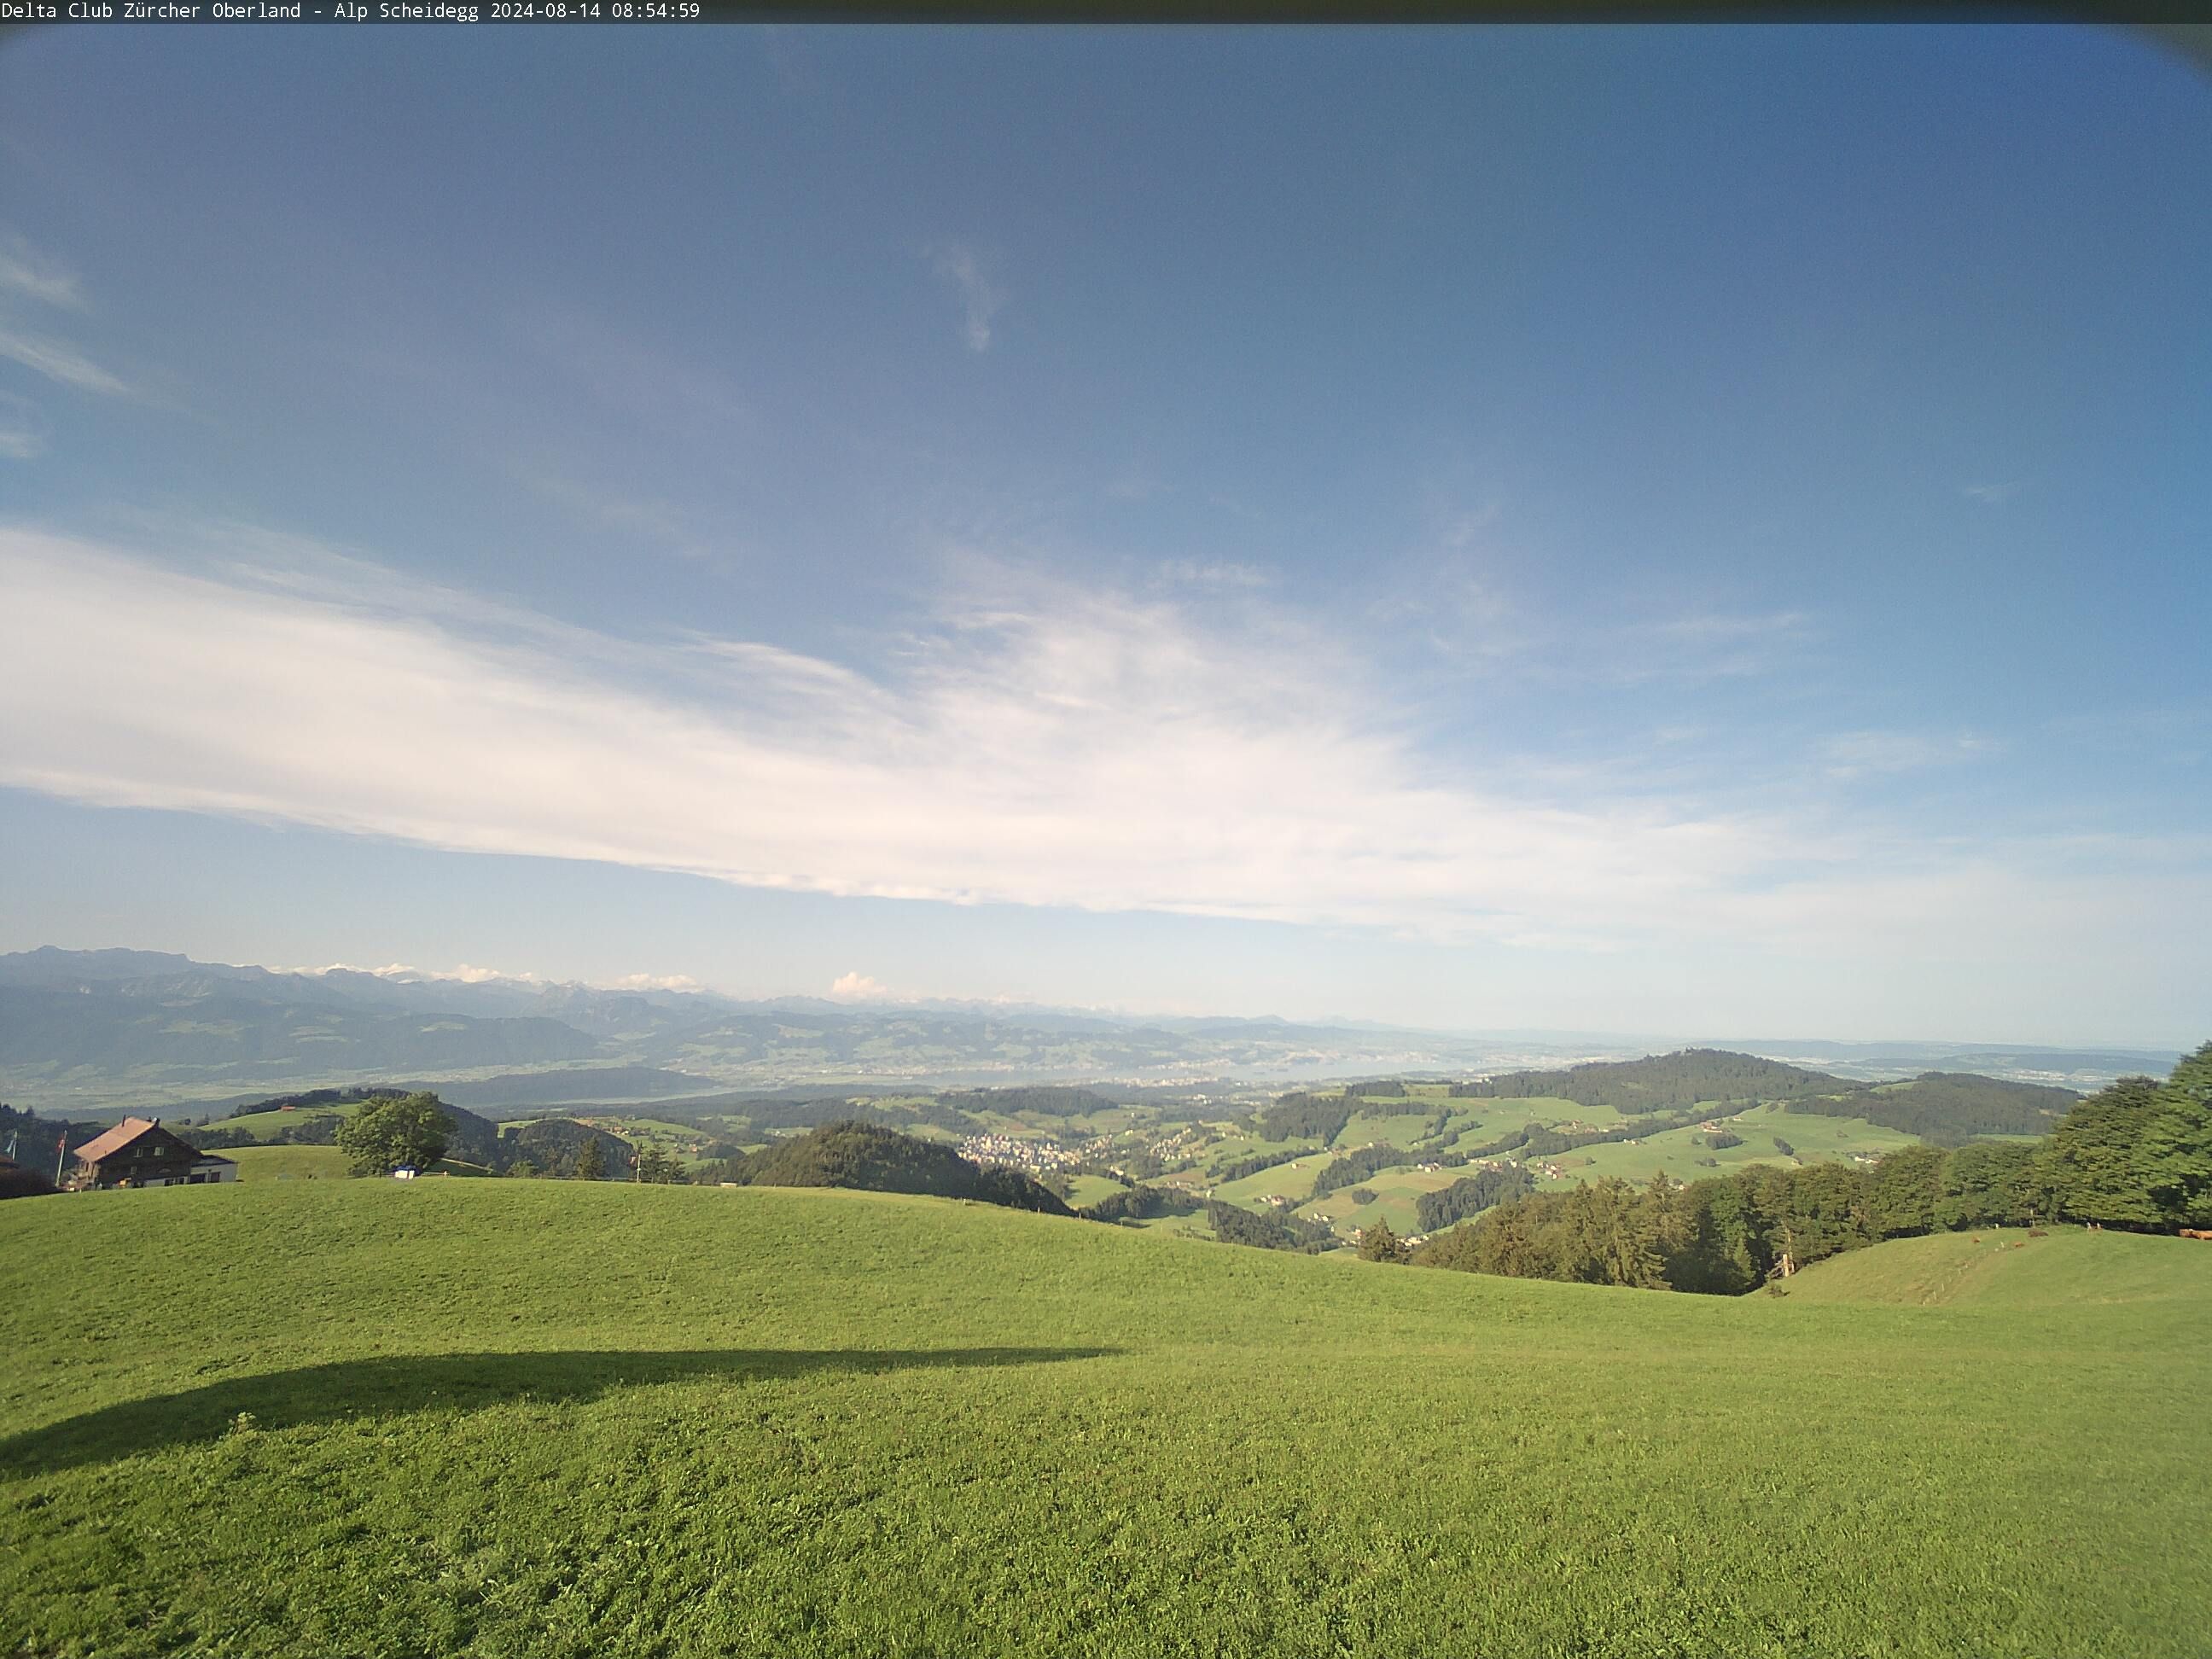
[0,26,2206,1044]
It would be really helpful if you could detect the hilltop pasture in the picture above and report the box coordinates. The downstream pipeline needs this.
[1294,1165,1466,1238]
[1778,1225,2201,1308]
[1546,1105,1920,1186]
[3,1181,2208,1658]
[221,1144,350,1182]
[1203,1156,1328,1209]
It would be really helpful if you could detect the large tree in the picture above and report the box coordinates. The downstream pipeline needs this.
[1358,1218,1409,1264]
[1867,1144,1947,1237]
[2141,1042,2212,1228]
[2043,1077,2171,1230]
[336,1093,454,1177]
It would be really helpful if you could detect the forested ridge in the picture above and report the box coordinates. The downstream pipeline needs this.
[1078,1183,1202,1225]
[1446,1049,2077,1141]
[708,1121,1074,1215]
[1415,1166,1536,1231]
[1418,1043,2212,1294]
[1205,1198,1336,1254]
[1451,1050,1845,1113]
[1258,1092,1354,1145]
[1787,1071,2075,1144]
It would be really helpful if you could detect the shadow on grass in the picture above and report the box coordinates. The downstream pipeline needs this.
[1,1346,1119,1476]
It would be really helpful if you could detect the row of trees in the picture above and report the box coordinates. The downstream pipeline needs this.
[1205,1199,1336,1254]
[1081,1184,1202,1224]
[1311,1139,1438,1197]
[1213,1146,1308,1185]
[1447,1107,1715,1167]
[1413,1165,1536,1232]
[1417,1044,2211,1294]
[335,1093,692,1183]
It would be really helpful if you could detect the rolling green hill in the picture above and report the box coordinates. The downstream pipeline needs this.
[3,1181,2208,1657]
[1447,1050,2079,1143]
[1799,1070,2080,1143]
[717,1121,1074,1215]
[1777,1225,2211,1309]
[1452,1048,1848,1112]
[221,1144,351,1182]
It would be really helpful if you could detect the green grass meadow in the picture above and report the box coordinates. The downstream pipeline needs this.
[1335,1110,1437,1150]
[1061,1173,1127,1209]
[1778,1225,2203,1308]
[211,1104,350,1138]
[1203,1156,1328,1209]
[3,1182,2208,1657]
[221,1144,352,1182]
[1545,1105,1920,1186]
[1293,1166,1464,1238]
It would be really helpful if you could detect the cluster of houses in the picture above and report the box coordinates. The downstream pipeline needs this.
[1350,1223,1429,1250]
[58,1118,236,1191]
[1145,1126,1214,1161]
[958,1132,1080,1177]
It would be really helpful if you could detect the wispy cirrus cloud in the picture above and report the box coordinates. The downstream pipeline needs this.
[1963,481,2020,505]
[0,522,2202,976]
[0,232,84,310]
[0,390,46,460]
[506,304,755,436]
[513,464,714,561]
[1821,729,1996,779]
[0,235,131,400]
[0,323,133,399]
[1612,608,1813,684]
[927,242,1004,352]
[1156,558,1272,590]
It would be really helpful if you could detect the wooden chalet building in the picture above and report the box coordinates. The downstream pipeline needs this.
[67,1118,236,1191]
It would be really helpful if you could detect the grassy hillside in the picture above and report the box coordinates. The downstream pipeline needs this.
[3,1182,2209,1657]
[1778,1225,2212,1309]
[1549,1104,1919,1185]
[223,1144,351,1182]
[720,1121,1072,1214]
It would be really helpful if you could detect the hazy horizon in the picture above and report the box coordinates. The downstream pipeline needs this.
[0,940,2192,1057]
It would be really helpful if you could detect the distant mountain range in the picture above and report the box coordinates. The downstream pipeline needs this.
[0,947,2181,1116]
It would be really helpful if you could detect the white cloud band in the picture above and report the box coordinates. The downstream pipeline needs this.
[0,525,2202,980]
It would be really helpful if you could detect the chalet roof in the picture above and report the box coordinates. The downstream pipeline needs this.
[71,1117,162,1163]
[71,1117,230,1167]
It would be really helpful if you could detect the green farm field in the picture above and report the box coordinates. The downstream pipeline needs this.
[221,1144,351,1182]
[212,1103,350,1138]
[1062,1173,1126,1209]
[1474,1095,1635,1130]
[1543,1106,1919,1187]
[1196,1126,1317,1167]
[542,1115,734,1167]
[1335,1109,1437,1150]
[1294,1165,1464,1238]
[4,1182,2209,1658]
[1204,1156,1329,1208]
